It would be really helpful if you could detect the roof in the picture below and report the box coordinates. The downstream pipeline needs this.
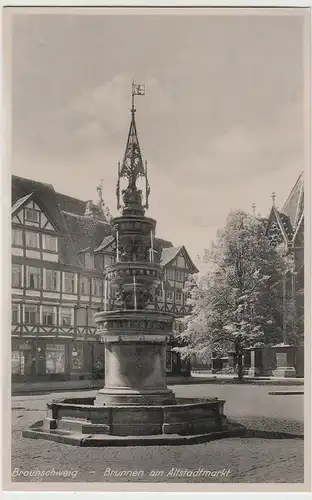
[55,193,87,216]
[62,211,112,253]
[160,245,199,272]
[265,173,304,245]
[12,175,85,268]
[94,235,115,253]
[281,172,304,232]
[161,246,182,266]
[12,193,33,214]
[11,175,196,271]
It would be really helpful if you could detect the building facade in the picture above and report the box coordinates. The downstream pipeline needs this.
[11,175,197,382]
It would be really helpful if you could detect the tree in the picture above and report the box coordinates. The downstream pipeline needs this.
[176,210,287,380]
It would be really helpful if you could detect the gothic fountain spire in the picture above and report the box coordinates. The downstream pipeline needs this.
[116,81,150,215]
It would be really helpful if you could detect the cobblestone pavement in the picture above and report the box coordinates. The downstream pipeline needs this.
[11,384,304,484]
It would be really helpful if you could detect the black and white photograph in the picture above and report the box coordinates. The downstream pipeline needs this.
[2,5,311,492]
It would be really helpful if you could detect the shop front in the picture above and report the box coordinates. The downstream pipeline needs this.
[11,337,104,382]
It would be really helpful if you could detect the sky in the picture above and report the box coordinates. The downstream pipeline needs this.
[10,10,307,262]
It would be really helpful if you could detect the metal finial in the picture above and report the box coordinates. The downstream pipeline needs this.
[272,192,276,206]
[252,203,256,216]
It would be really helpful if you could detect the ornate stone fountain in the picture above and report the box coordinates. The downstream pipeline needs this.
[23,85,241,446]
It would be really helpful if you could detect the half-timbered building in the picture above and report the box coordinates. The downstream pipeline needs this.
[11,175,198,381]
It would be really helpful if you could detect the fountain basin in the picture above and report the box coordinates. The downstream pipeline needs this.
[22,396,245,446]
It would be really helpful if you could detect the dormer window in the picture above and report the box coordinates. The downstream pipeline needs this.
[85,252,94,269]
[25,208,39,223]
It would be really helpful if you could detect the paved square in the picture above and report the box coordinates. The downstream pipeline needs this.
[11,384,304,483]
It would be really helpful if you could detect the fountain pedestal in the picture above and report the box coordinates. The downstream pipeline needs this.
[94,311,175,406]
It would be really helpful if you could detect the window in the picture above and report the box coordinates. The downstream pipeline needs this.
[12,263,22,288]
[175,292,182,303]
[166,291,173,302]
[45,269,59,291]
[175,271,185,282]
[12,229,23,246]
[167,269,175,280]
[63,272,76,293]
[92,278,103,297]
[87,308,96,327]
[60,307,72,326]
[46,344,65,374]
[25,208,39,223]
[24,304,39,324]
[42,305,54,325]
[177,256,185,267]
[12,351,25,375]
[71,343,84,372]
[12,303,19,324]
[25,231,39,248]
[43,234,58,252]
[85,253,94,269]
[26,266,41,289]
[79,276,89,295]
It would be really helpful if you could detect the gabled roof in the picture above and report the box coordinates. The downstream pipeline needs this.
[265,206,289,245]
[281,172,304,232]
[265,172,304,246]
[160,245,198,272]
[12,193,33,214]
[94,235,115,253]
[161,246,182,267]
[11,175,83,268]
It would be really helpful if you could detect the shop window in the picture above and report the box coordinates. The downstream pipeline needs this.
[60,307,72,326]
[79,276,89,295]
[42,305,54,325]
[43,234,58,252]
[12,351,25,375]
[71,343,84,372]
[45,344,65,374]
[63,272,76,293]
[12,263,23,288]
[12,229,23,246]
[12,303,19,324]
[25,231,39,248]
[25,208,39,223]
[26,266,41,290]
[45,269,59,291]
[24,304,39,324]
